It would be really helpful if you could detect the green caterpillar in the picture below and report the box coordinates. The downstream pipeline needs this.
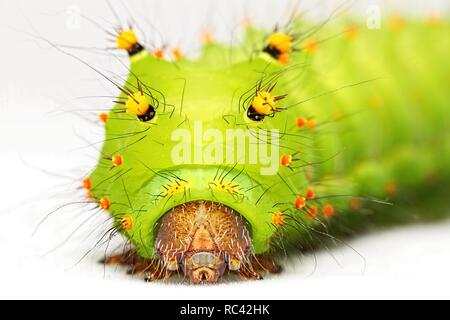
[75,14,450,283]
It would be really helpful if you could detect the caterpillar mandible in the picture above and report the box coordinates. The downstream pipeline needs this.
[38,2,450,284]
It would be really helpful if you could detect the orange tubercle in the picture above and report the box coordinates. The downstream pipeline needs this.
[345,26,358,40]
[306,187,315,200]
[307,205,318,218]
[280,154,293,167]
[153,49,164,59]
[350,197,361,210]
[82,177,92,190]
[296,117,307,128]
[278,53,291,65]
[304,38,319,53]
[389,15,405,32]
[112,154,124,167]
[323,204,335,218]
[295,196,306,209]
[306,119,316,129]
[272,212,284,228]
[99,113,109,123]
[99,196,110,210]
[385,180,398,196]
[120,216,133,231]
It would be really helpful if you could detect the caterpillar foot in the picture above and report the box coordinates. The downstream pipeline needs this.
[100,250,139,266]
[252,256,283,274]
[144,267,174,282]
[236,264,264,281]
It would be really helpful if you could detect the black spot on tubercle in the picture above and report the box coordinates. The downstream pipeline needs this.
[247,106,265,122]
[128,43,145,56]
[263,45,281,60]
[138,106,156,122]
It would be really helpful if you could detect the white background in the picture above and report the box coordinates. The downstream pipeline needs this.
[0,0,449,300]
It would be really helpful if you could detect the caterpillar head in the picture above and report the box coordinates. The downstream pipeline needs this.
[87,23,330,283]
[156,201,252,283]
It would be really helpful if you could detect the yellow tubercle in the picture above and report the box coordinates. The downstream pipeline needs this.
[210,180,241,195]
[163,181,191,197]
[125,91,150,116]
[252,91,276,115]
[120,216,133,231]
[268,32,293,54]
[272,212,284,228]
[116,30,138,51]
[171,48,183,60]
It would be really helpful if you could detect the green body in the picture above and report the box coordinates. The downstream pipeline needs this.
[89,20,450,258]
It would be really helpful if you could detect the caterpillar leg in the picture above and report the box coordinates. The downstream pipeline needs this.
[102,251,175,281]
[235,263,264,281]
[101,250,138,266]
[251,255,282,274]
[101,251,152,274]
[127,259,158,275]
[144,265,174,282]
[101,252,282,282]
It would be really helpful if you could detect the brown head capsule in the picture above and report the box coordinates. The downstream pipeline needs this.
[155,201,253,284]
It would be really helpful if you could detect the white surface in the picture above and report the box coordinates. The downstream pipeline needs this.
[0,0,449,300]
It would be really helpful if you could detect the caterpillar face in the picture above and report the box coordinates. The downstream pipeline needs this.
[71,13,354,283]
[156,201,253,283]
[89,43,303,282]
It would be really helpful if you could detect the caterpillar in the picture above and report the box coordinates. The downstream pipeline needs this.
[44,4,450,284]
